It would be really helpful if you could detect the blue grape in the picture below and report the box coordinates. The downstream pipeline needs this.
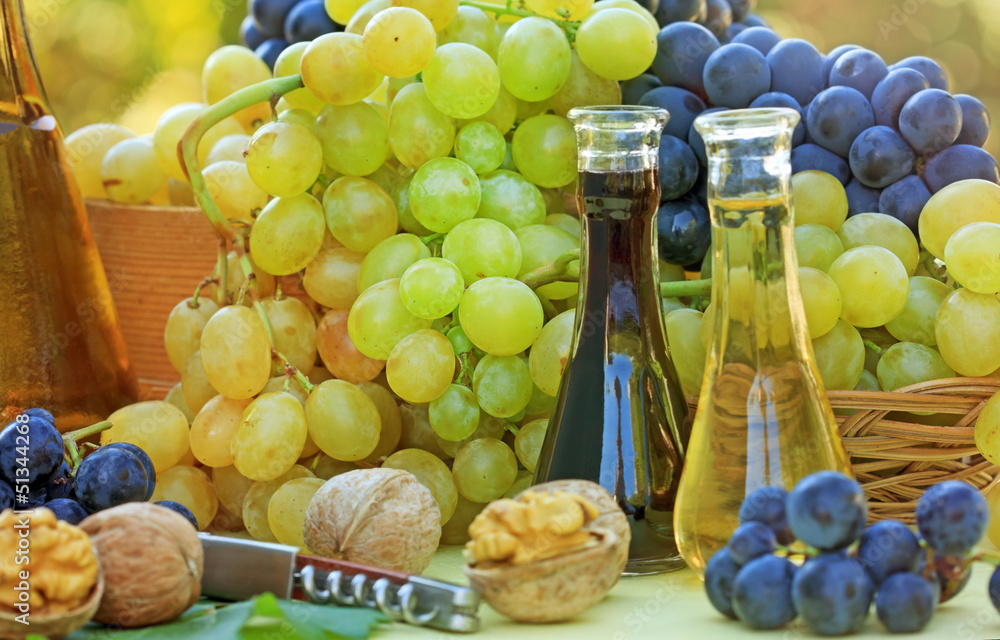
[954,94,991,147]
[240,15,267,50]
[723,22,746,42]
[621,74,663,106]
[0,415,64,488]
[792,553,873,636]
[701,0,732,38]
[730,27,780,56]
[732,555,798,629]
[890,56,949,91]
[155,500,199,530]
[688,106,729,166]
[871,68,929,129]
[45,499,89,525]
[848,125,914,189]
[766,39,826,106]
[845,179,881,216]
[742,13,769,28]
[26,487,46,507]
[705,547,740,618]
[255,38,288,70]
[787,471,867,551]
[654,0,707,24]
[898,89,962,155]
[915,481,987,556]
[658,135,699,201]
[656,195,711,266]
[284,0,337,43]
[739,486,794,544]
[988,566,1000,614]
[702,43,771,108]
[879,175,929,233]
[855,520,921,586]
[22,408,54,425]
[0,480,12,510]
[726,0,754,22]
[791,144,850,185]
[73,447,149,514]
[45,462,74,500]
[652,22,719,99]
[824,44,860,80]
[104,443,156,501]
[875,572,935,633]
[638,86,706,140]
[828,48,888,100]
[250,0,299,37]
[749,92,804,145]
[923,144,1000,193]
[728,521,776,565]
[806,86,875,158]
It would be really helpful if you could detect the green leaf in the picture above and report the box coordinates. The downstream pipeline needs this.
[65,600,254,640]
[275,600,386,640]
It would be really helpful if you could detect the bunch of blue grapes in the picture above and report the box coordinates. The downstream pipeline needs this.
[240,0,340,69]
[705,472,991,634]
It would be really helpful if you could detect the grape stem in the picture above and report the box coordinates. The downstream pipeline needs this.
[274,351,315,394]
[191,276,218,309]
[536,291,558,321]
[660,279,713,299]
[62,420,114,472]
[216,237,228,306]
[459,0,581,38]
[863,339,884,357]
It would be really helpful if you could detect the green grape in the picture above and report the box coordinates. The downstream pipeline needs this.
[390,178,434,236]
[435,413,506,458]
[243,465,315,541]
[204,161,268,220]
[447,326,474,354]
[429,384,480,441]
[499,142,517,171]
[549,51,622,117]
[388,83,456,169]
[267,477,325,547]
[199,306,272,400]
[512,115,577,188]
[452,437,518,502]
[323,176,399,252]
[513,419,547,472]
[574,8,656,81]
[586,0,659,30]
[182,351,219,414]
[439,5,501,59]
[400,258,465,319]
[326,0,368,23]
[473,354,533,417]
[477,170,547,229]
[164,298,219,374]
[528,309,575,396]
[798,267,842,339]
[391,0,458,30]
[190,395,252,468]
[855,369,880,392]
[100,138,165,205]
[935,288,1000,376]
[277,107,313,130]
[545,213,581,240]
[525,0,593,19]
[837,213,919,276]
[944,222,1000,294]
[383,448,458,524]
[516,97,551,122]
[791,171,848,230]
[876,342,956,392]
[273,42,326,113]
[861,328,897,375]
[441,494,487,545]
[664,309,706,398]
[386,329,456,403]
[524,383,555,416]
[165,382,196,423]
[249,194,326,276]
[103,401,190,472]
[459,86,517,135]
[497,17,571,102]
[348,278,433,359]
[314,101,390,177]
[65,123,136,198]
[919,179,1000,259]
[662,297,686,315]
[459,277,544,356]
[975,391,1000,466]
[454,122,506,174]
[422,43,501,120]
[232,393,309,481]
[303,242,366,309]
[811,319,865,390]
[794,223,845,273]
[409,157,481,232]
[202,46,272,128]
[504,471,533,498]
[442,219,522,284]
[358,234,431,294]
[368,160,412,193]
[346,0,391,32]
[306,380,382,460]
[246,122,323,197]
[361,7,436,78]
[884,276,952,346]
[205,134,250,166]
[514,224,580,300]
[301,33,385,106]
[261,297,317,375]
[827,246,909,328]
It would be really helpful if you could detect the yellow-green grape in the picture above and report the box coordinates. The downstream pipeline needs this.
[452,437,518,503]
[317,309,388,383]
[303,243,366,309]
[811,319,865,390]
[409,157,481,232]
[273,42,326,113]
[987,483,1000,548]
[514,419,547,472]
[574,8,655,81]
[791,171,849,229]
[517,97,550,122]
[442,218,522,284]
[386,329,456,403]
[301,33,385,106]
[65,123,136,198]
[357,234,431,294]
[314,102,390,177]
[528,309,575,396]
[383,449,458,524]
[439,6,501,60]
[473,354,533,417]
[152,103,246,181]
[919,179,1000,259]
[246,122,323,198]
[392,178,435,237]
[514,224,580,300]
[975,391,1000,466]
[388,83,456,169]
[206,134,251,166]
[100,138,165,205]
[357,382,403,463]
[836,213,919,276]
[212,465,255,519]
[435,413,505,458]
[497,17,572,102]
[164,298,219,374]
[261,297,317,375]
[346,0,391,32]
[323,176,399,252]
[441,494,487,545]
[232,393,309,481]
[190,395,252,468]
[586,0,658,30]
[524,382,556,417]
[798,267,842,339]
[202,46,272,128]
[429,384,480,442]
[165,382,196,423]
[512,115,577,188]
[103,401,190,472]
[277,109,317,132]
[663,309,706,398]
[460,277,544,356]
[944,222,1000,294]
[368,159,412,193]
[391,0,458,30]
[203,161,268,220]
[459,86,517,135]
[794,223,845,272]
[525,0,593,18]
[422,43,501,120]
[306,380,382,461]
[400,258,465,319]
[885,276,952,346]
[250,194,326,276]
[326,0,368,23]
[199,306,272,400]
[454,122,507,175]
[936,288,1000,376]
[182,350,219,414]
[505,471,533,499]
[549,51,622,117]
[242,465,315,541]
[827,246,909,328]
[267,477,326,547]
[876,342,956,392]
[151,466,218,531]
[362,7,436,78]
[477,170,547,230]
[313,455,358,479]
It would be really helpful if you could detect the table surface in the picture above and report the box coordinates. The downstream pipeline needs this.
[377,545,999,639]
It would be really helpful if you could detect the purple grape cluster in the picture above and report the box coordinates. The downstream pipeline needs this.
[240,0,340,69]
[705,472,989,635]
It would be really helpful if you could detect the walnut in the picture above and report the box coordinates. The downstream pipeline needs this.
[80,503,203,628]
[303,468,441,573]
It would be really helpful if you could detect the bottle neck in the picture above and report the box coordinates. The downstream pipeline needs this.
[1,0,49,123]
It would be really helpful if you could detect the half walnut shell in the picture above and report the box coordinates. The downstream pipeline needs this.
[0,567,104,640]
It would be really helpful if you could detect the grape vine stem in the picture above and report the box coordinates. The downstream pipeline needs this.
[62,420,113,471]
[458,0,580,38]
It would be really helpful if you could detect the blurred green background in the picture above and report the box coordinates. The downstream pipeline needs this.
[23,0,999,157]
